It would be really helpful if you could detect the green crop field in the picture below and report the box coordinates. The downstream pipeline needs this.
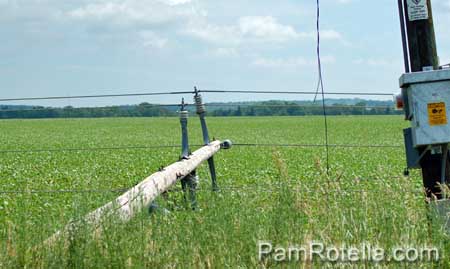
[0,116,448,268]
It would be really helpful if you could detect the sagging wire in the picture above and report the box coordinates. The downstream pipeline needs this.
[314,0,330,175]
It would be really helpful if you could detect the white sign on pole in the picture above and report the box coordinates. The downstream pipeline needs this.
[407,0,429,21]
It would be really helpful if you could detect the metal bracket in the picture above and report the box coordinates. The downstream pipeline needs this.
[404,128,421,169]
[415,145,432,168]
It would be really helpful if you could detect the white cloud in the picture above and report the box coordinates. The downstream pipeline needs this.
[184,16,343,46]
[252,55,335,69]
[320,55,337,64]
[320,30,342,40]
[238,16,299,42]
[0,0,346,61]
[336,0,353,4]
[0,0,64,22]
[252,57,308,68]
[64,0,202,49]
[158,0,191,6]
[68,0,198,27]
[139,31,168,49]
[0,1,344,50]
[184,23,239,45]
[207,47,239,58]
[352,58,401,67]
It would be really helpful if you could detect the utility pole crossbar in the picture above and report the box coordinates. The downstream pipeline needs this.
[42,141,224,247]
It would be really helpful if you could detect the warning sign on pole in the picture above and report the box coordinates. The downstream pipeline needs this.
[407,0,429,21]
[428,102,447,126]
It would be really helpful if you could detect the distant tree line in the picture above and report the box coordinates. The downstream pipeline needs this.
[209,101,400,116]
[0,101,400,119]
[0,103,175,119]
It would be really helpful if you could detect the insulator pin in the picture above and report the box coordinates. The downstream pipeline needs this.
[194,94,206,114]
[179,110,189,120]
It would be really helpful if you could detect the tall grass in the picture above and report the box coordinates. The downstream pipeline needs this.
[0,116,449,267]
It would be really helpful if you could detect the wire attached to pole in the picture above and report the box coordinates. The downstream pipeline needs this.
[398,0,411,73]
[315,0,330,175]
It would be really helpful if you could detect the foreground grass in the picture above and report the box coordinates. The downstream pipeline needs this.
[0,116,448,268]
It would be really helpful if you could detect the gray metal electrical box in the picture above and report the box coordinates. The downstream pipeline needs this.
[400,69,450,147]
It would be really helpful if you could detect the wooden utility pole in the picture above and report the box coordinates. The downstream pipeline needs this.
[41,141,224,247]
[403,0,439,71]
[399,0,450,198]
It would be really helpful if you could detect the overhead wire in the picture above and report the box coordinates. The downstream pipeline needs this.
[315,0,330,174]
[0,91,195,102]
[0,184,425,196]
[0,90,395,104]
[0,142,403,154]
[199,90,394,96]
[0,104,396,114]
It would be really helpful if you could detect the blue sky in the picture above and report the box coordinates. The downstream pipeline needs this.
[1,0,450,107]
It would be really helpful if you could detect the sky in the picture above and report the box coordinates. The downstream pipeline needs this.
[1,0,450,107]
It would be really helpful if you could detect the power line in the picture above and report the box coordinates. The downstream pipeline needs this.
[0,145,184,154]
[0,91,195,102]
[316,0,330,174]
[233,143,403,149]
[0,184,425,196]
[205,104,395,109]
[0,143,403,154]
[200,90,394,96]
[0,188,128,195]
[0,103,183,113]
[0,104,396,114]
[213,185,425,195]
[0,90,396,104]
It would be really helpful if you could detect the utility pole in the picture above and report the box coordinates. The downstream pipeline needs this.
[398,0,450,199]
[194,87,219,191]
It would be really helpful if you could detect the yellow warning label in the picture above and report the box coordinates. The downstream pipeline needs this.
[428,102,447,126]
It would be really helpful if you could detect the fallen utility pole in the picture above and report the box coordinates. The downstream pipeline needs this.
[41,140,229,247]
